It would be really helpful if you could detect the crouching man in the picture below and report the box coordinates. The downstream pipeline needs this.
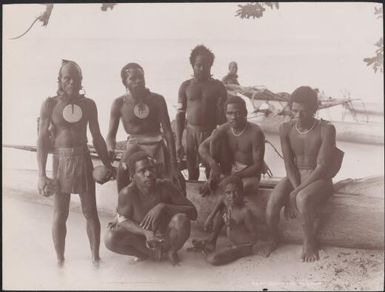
[104,151,197,265]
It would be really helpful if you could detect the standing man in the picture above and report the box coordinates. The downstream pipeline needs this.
[104,151,197,265]
[222,61,240,86]
[262,86,342,262]
[106,63,183,193]
[176,45,228,181]
[37,60,114,266]
[198,95,265,196]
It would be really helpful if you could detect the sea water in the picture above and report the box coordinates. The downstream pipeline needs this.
[3,37,384,180]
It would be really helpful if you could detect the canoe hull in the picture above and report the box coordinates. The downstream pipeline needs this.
[3,167,384,250]
[187,180,384,250]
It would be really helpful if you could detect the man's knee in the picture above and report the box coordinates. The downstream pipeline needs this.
[169,213,190,230]
[104,228,121,251]
[81,203,99,220]
[53,208,69,223]
[296,191,311,214]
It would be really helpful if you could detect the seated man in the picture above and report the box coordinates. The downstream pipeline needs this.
[104,151,197,265]
[198,95,265,196]
[191,176,264,266]
[263,86,343,262]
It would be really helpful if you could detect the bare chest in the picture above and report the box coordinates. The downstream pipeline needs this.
[185,81,220,103]
[51,99,88,129]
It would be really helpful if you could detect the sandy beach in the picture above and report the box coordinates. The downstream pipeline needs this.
[3,176,384,291]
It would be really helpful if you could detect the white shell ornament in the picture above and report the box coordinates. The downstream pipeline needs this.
[63,104,83,123]
[133,103,150,119]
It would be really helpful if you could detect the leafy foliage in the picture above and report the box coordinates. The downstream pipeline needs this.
[235,2,279,19]
[363,6,383,73]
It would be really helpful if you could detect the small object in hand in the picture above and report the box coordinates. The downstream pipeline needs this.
[92,165,112,184]
[43,178,58,197]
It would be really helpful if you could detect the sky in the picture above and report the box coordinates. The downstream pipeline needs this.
[3,3,383,42]
[2,2,384,145]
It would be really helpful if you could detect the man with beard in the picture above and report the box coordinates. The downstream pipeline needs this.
[37,60,114,266]
[176,45,227,181]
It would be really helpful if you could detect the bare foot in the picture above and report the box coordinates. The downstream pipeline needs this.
[252,239,278,257]
[191,238,216,254]
[92,256,101,267]
[167,250,180,266]
[301,241,319,262]
[57,257,65,268]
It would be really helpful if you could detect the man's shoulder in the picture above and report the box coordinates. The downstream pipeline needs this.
[210,78,225,87]
[118,183,137,200]
[157,178,177,190]
[319,119,335,129]
[279,120,295,133]
[319,119,336,136]
[180,79,193,89]
[248,122,264,134]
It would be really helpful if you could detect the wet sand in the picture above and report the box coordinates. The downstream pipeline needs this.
[3,186,383,291]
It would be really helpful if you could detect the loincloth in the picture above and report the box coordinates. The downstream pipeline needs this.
[53,145,94,194]
[298,168,313,183]
[185,124,214,167]
[126,134,170,176]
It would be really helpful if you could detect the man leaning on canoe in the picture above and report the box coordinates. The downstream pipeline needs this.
[37,53,343,266]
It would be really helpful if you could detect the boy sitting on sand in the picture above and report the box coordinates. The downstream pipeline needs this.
[190,175,266,265]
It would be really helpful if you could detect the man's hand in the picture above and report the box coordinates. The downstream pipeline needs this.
[284,190,299,220]
[38,176,57,197]
[169,166,184,193]
[108,150,116,162]
[140,203,166,231]
[144,230,164,247]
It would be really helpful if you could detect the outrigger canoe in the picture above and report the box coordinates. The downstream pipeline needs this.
[225,84,384,145]
[3,144,384,250]
[248,114,384,146]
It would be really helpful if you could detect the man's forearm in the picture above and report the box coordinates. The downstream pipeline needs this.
[93,135,111,166]
[37,137,49,177]
[165,204,197,220]
[175,112,185,146]
[294,165,326,192]
[119,219,148,237]
[164,131,177,167]
[106,134,116,153]
[285,163,300,189]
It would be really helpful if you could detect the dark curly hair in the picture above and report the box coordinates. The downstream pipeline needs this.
[189,45,215,67]
[125,151,152,176]
[219,175,244,194]
[120,63,144,87]
[289,86,319,112]
[224,95,247,115]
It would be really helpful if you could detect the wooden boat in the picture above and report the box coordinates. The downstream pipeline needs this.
[3,144,384,250]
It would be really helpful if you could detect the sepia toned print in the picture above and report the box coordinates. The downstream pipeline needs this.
[2,2,384,291]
